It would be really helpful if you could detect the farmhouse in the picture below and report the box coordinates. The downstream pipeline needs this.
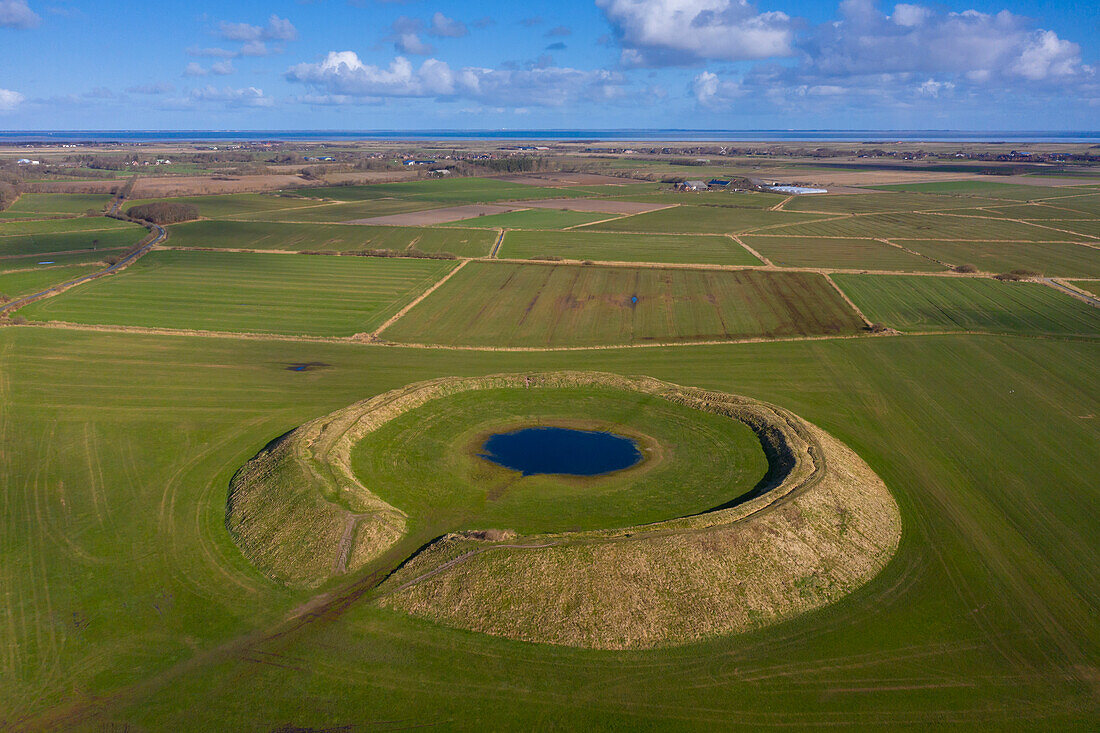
[678,180,709,191]
[404,159,438,166]
[17,158,40,165]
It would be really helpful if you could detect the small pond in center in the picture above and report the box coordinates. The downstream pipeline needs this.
[480,426,642,477]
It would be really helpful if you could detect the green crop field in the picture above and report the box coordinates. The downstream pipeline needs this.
[167,220,495,257]
[899,239,1100,277]
[765,212,1067,240]
[19,249,456,336]
[0,216,137,236]
[834,274,1100,335]
[742,235,945,271]
[0,263,101,298]
[438,208,610,229]
[0,329,1096,728]
[579,204,825,234]
[0,225,148,257]
[124,193,319,219]
[500,229,761,265]
[2,163,1099,731]
[780,192,1001,214]
[294,177,572,204]
[383,261,865,346]
[2,193,112,216]
[871,180,1096,200]
[233,198,444,223]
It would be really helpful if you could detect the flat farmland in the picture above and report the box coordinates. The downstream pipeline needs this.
[872,180,1095,200]
[1069,281,1099,296]
[384,261,864,346]
[236,199,443,223]
[313,178,572,203]
[781,192,1001,214]
[124,193,313,219]
[580,205,825,234]
[438,208,610,230]
[604,191,787,208]
[500,230,761,265]
[19,249,456,337]
[766,212,1068,240]
[899,239,1100,277]
[0,249,116,267]
[0,216,138,236]
[834,274,1099,335]
[2,193,112,216]
[0,226,148,257]
[0,264,102,298]
[166,220,495,258]
[742,235,944,271]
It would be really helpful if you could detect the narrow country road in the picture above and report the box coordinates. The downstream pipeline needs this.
[0,219,166,317]
[1042,278,1100,308]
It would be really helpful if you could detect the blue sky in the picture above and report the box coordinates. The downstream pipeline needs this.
[0,0,1097,130]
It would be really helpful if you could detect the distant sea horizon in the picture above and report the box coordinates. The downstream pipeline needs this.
[1,129,1098,144]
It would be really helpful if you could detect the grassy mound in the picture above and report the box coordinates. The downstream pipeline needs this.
[227,371,900,647]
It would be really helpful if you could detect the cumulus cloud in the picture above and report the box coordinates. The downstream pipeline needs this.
[0,88,25,111]
[597,0,794,66]
[285,51,625,106]
[692,70,742,105]
[218,14,297,42]
[804,1,1085,82]
[0,0,39,28]
[428,12,467,38]
[183,62,208,77]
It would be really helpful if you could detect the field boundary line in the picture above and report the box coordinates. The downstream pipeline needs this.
[369,259,470,339]
[490,229,505,258]
[874,237,951,268]
[8,319,1097,351]
[770,195,793,211]
[727,235,773,265]
[823,274,874,327]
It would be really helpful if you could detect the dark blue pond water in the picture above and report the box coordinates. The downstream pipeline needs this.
[480,427,642,477]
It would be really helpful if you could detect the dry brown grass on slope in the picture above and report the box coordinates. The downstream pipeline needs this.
[377,411,900,649]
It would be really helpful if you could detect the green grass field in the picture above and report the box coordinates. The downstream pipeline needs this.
[0,216,138,236]
[780,192,1002,214]
[19,250,456,336]
[384,261,865,346]
[742,235,945,271]
[351,386,767,535]
[2,193,112,216]
[765,212,1068,240]
[0,225,148,257]
[294,177,572,204]
[579,204,825,234]
[834,274,1100,335]
[123,193,313,219]
[2,168,1099,730]
[167,220,495,257]
[439,208,611,229]
[898,239,1100,277]
[0,329,1095,728]
[0,264,102,299]
[233,198,444,223]
[500,230,761,265]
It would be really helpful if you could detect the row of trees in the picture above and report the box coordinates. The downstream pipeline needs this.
[125,202,199,224]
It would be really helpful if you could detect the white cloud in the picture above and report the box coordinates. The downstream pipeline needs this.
[183,62,208,77]
[395,32,434,55]
[1012,30,1081,81]
[188,46,237,58]
[428,12,467,38]
[219,14,297,42]
[189,86,273,107]
[0,88,24,111]
[286,51,626,106]
[0,0,39,28]
[126,82,175,95]
[692,71,742,105]
[805,1,1085,82]
[597,0,794,66]
[916,78,954,97]
[210,60,235,76]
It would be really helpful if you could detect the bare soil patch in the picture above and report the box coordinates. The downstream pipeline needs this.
[346,204,522,226]
[130,174,311,198]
